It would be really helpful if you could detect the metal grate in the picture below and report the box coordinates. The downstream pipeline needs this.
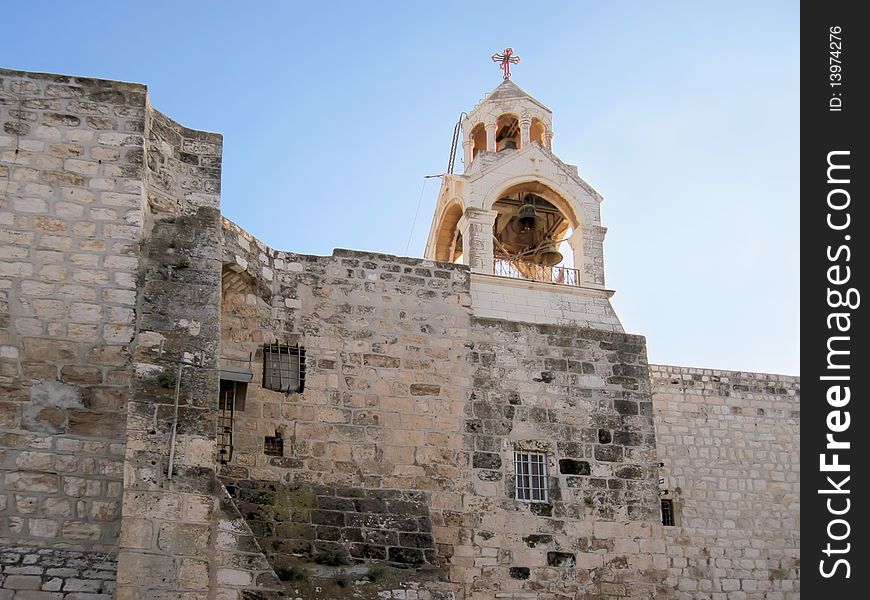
[264,435,284,457]
[661,499,675,526]
[494,255,581,287]
[262,343,305,393]
[515,452,548,502]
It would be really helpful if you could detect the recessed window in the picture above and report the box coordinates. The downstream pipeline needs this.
[219,380,247,412]
[661,499,675,526]
[264,435,284,457]
[263,343,305,393]
[515,452,548,502]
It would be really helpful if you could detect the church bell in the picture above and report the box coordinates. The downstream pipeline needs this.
[536,240,563,266]
[516,203,537,232]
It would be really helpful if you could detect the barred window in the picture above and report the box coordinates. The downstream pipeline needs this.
[262,343,305,393]
[264,435,284,457]
[661,499,675,527]
[515,452,548,502]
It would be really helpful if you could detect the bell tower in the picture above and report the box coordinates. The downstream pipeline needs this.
[424,51,622,331]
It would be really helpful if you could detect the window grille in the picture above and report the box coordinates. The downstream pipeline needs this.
[264,435,284,457]
[661,499,675,526]
[515,452,548,502]
[262,343,305,393]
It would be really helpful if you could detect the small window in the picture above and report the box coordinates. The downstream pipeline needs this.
[515,452,548,502]
[661,499,675,526]
[264,435,284,457]
[263,343,305,393]
[219,380,247,412]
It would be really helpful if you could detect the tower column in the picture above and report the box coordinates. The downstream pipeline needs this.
[462,137,474,169]
[544,130,554,151]
[567,228,585,284]
[485,123,497,152]
[519,117,531,148]
[458,208,498,274]
[568,226,608,287]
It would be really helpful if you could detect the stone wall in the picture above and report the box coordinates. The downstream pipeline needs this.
[1,67,285,599]
[219,223,469,596]
[218,220,671,599]
[0,546,116,598]
[457,318,669,599]
[650,365,800,600]
[114,107,284,600]
[0,69,145,557]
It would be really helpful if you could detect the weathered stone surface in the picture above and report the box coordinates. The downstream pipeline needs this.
[225,481,436,569]
[651,365,800,598]
[546,551,576,568]
[1,68,142,554]
[0,548,116,596]
[558,459,590,476]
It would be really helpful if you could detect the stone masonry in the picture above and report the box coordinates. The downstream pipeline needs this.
[1,68,285,600]
[215,222,672,598]
[651,366,800,599]
[1,66,799,599]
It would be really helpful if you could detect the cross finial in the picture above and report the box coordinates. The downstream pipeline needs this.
[492,47,520,80]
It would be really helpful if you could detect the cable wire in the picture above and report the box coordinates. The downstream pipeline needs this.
[405,177,428,256]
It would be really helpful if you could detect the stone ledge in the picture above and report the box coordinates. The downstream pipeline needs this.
[470,272,613,298]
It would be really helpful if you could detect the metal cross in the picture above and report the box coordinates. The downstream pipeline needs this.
[492,48,521,80]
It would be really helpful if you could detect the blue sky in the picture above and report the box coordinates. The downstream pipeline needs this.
[2,1,799,375]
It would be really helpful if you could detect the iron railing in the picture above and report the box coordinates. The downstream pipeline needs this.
[494,255,581,286]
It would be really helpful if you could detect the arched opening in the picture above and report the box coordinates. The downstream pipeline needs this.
[433,202,464,263]
[530,118,546,146]
[471,124,487,160]
[495,113,520,152]
[490,182,581,284]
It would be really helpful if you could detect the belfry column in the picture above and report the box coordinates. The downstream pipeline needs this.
[462,137,474,169]
[567,228,585,284]
[458,208,497,274]
[568,226,608,287]
[519,117,531,148]
[544,130,554,151]
[485,123,497,152]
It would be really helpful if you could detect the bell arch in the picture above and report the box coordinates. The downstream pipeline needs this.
[485,177,583,231]
[530,118,547,146]
[432,199,465,263]
[495,113,520,152]
[486,178,586,278]
[470,123,487,160]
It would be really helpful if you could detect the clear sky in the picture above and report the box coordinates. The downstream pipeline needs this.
[2,1,799,375]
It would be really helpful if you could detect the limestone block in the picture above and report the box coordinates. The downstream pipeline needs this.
[179,558,210,590]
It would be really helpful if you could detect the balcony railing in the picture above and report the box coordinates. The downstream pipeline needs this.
[493,255,581,286]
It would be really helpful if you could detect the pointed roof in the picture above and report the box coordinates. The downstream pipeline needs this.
[478,79,552,113]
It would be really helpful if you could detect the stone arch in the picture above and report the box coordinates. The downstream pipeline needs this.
[486,177,587,276]
[432,199,465,262]
[221,263,272,304]
[530,118,547,146]
[470,123,487,160]
[485,176,584,231]
[495,112,520,152]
